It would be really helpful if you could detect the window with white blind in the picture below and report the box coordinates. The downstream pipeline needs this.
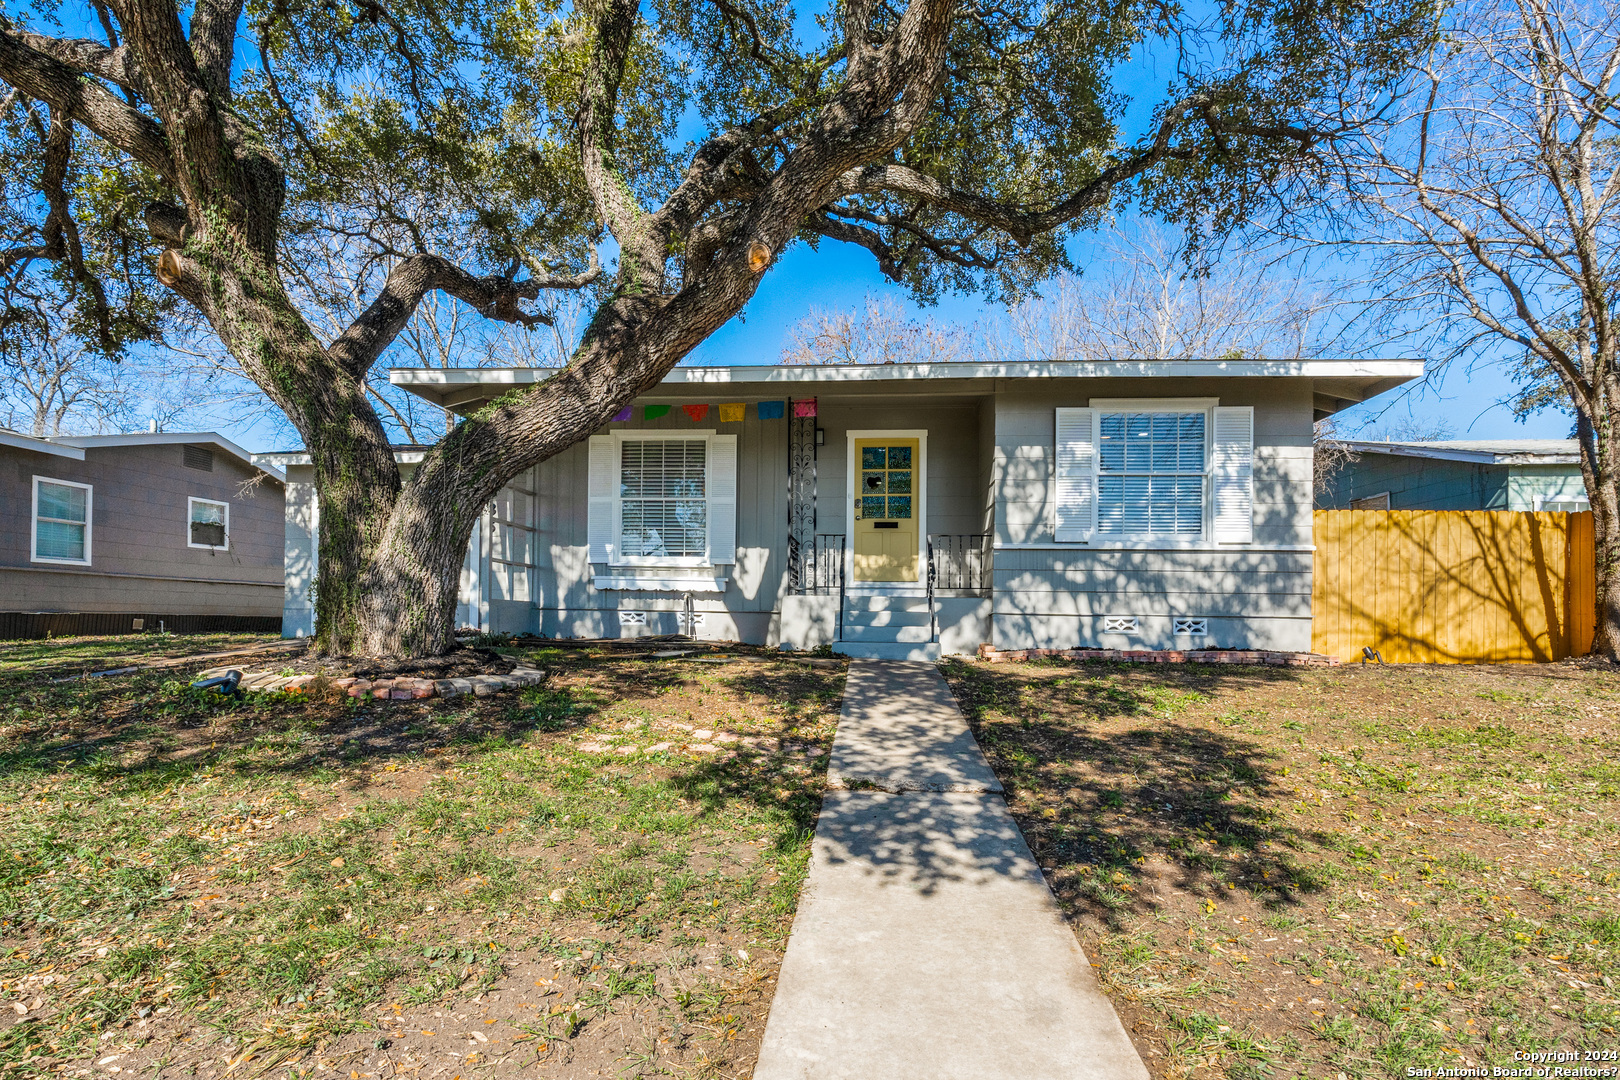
[32,476,92,564]
[587,430,737,570]
[620,439,708,559]
[1053,401,1254,545]
[1097,412,1207,537]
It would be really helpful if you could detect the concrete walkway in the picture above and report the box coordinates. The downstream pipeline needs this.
[754,660,1150,1080]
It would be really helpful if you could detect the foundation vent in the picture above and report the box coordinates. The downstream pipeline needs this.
[618,611,648,626]
[1173,617,1209,636]
[1101,615,1139,634]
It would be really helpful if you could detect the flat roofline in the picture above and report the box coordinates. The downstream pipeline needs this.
[1338,440,1581,466]
[389,358,1425,415]
[255,448,429,469]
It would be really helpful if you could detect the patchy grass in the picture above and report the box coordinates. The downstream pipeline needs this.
[0,636,844,1078]
[942,657,1620,1080]
[0,632,280,678]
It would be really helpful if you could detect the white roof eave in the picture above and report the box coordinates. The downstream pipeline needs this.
[1338,440,1581,466]
[389,358,1425,411]
[0,429,86,459]
[52,432,286,482]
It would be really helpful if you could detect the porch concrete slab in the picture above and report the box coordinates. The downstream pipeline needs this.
[827,659,1001,793]
[753,788,1150,1080]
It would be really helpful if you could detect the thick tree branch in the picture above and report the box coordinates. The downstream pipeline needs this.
[575,0,659,283]
[190,0,245,97]
[327,254,600,377]
[14,29,145,93]
[0,21,172,180]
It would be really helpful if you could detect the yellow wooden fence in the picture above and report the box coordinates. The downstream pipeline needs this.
[1311,509,1595,663]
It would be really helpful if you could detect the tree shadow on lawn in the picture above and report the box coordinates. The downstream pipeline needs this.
[0,665,620,789]
[944,660,1337,928]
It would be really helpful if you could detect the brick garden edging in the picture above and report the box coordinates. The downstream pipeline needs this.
[196,664,547,699]
[974,645,1340,667]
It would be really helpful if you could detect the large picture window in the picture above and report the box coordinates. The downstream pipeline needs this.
[1096,412,1207,537]
[620,439,707,559]
[32,477,92,564]
[1055,402,1252,545]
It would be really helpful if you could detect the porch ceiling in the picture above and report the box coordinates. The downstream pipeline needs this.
[389,359,1423,417]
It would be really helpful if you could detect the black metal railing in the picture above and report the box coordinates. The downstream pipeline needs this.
[928,533,993,595]
[789,533,847,595]
[926,537,937,642]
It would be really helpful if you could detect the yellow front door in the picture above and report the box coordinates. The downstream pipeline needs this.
[853,438,920,582]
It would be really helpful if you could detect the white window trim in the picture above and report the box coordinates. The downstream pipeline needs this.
[1089,400,1214,543]
[1533,493,1590,512]
[31,475,93,566]
[845,428,929,588]
[187,495,230,551]
[610,429,719,570]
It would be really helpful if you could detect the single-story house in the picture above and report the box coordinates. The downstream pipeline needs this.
[270,359,1421,659]
[1320,439,1587,512]
[1,430,287,638]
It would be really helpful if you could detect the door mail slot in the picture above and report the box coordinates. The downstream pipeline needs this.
[873,521,899,529]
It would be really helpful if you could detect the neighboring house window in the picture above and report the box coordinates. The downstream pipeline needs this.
[1097,412,1207,536]
[32,477,92,565]
[1054,402,1253,544]
[188,497,229,550]
[621,439,707,559]
[587,431,739,567]
[1534,494,1590,513]
[1352,492,1391,511]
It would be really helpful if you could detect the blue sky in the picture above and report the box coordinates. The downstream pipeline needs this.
[173,2,1571,452]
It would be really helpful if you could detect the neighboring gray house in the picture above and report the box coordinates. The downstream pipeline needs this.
[1320,439,1588,512]
[1,430,287,638]
[269,359,1421,659]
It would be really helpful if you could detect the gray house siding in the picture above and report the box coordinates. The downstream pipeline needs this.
[1322,454,1585,511]
[1505,467,1587,509]
[538,409,789,643]
[991,379,1315,652]
[2,442,284,616]
[273,364,1404,655]
[1320,454,1508,510]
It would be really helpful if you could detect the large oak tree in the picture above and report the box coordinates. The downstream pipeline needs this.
[0,0,1433,656]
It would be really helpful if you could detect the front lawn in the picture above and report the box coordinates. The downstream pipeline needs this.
[0,635,844,1078]
[942,657,1620,1080]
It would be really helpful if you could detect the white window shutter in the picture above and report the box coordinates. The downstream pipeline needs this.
[587,435,616,564]
[707,434,738,564]
[1054,407,1095,542]
[1212,406,1255,544]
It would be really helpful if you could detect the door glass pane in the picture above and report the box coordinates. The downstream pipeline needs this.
[862,471,886,494]
[861,496,886,519]
[887,496,912,519]
[887,445,912,469]
[887,470,912,494]
[861,446,886,469]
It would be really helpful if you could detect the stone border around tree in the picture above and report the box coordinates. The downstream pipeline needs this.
[194,664,547,700]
